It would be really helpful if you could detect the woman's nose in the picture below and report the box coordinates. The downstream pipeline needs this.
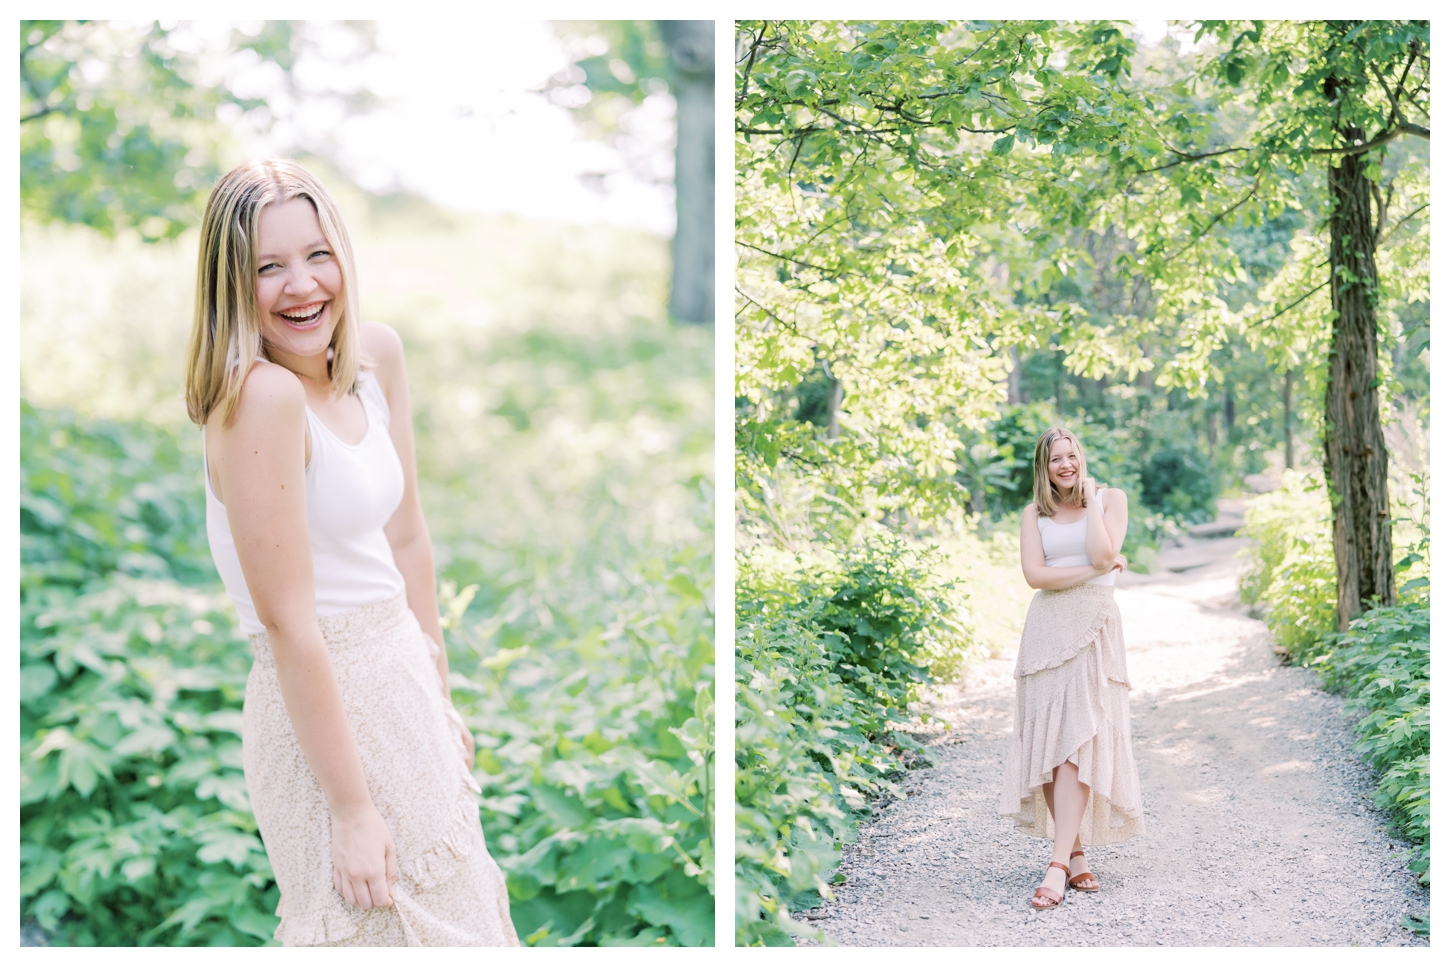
[282,264,316,295]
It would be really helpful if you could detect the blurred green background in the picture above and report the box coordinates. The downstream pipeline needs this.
[20,20,713,947]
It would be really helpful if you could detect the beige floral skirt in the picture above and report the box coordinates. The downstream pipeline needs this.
[999,583,1145,846]
[242,593,519,946]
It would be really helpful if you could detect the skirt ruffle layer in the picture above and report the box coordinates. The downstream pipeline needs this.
[999,584,1144,846]
[243,593,519,947]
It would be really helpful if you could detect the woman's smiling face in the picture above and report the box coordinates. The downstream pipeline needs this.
[1047,437,1080,492]
[254,197,342,366]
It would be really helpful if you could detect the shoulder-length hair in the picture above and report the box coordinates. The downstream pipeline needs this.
[185,159,363,426]
[1032,426,1089,518]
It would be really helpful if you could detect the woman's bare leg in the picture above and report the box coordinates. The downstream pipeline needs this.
[1041,777,1095,885]
[1034,761,1091,905]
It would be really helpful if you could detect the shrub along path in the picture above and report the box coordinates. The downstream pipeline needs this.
[801,529,1430,946]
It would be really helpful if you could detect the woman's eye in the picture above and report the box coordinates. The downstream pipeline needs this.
[310,250,332,260]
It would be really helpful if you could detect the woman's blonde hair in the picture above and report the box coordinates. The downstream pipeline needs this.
[185,159,363,426]
[1032,426,1088,518]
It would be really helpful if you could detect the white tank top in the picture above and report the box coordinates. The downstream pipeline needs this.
[1038,499,1115,587]
[204,370,407,634]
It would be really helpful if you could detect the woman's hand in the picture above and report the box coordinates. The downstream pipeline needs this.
[1111,553,1128,573]
[454,714,476,771]
[331,803,398,909]
[1082,475,1098,503]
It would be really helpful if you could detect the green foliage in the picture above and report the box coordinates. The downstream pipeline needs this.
[1239,471,1430,890]
[1237,469,1337,656]
[1318,604,1429,885]
[1138,445,1217,523]
[21,403,278,945]
[20,20,375,239]
[734,539,979,944]
[735,20,1428,526]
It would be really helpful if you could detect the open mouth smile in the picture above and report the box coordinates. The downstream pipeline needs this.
[276,301,327,328]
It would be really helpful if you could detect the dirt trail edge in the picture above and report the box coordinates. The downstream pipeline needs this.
[800,531,1429,947]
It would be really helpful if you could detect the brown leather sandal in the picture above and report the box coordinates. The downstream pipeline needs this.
[1031,861,1070,911]
[1067,849,1100,892]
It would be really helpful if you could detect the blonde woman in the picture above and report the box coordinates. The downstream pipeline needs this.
[185,159,518,946]
[1000,427,1144,911]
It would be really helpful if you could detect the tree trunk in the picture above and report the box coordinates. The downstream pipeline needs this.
[659,20,714,325]
[1324,148,1395,629]
[1006,345,1022,404]
[1283,368,1294,470]
[825,371,843,440]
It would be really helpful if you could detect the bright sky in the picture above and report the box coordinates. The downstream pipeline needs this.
[230,20,676,235]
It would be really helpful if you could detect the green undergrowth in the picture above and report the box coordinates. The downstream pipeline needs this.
[21,403,278,945]
[734,536,980,945]
[1239,469,1430,896]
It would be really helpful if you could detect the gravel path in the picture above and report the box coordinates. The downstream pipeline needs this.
[799,531,1430,946]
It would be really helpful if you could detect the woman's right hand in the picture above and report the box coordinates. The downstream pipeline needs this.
[331,803,398,909]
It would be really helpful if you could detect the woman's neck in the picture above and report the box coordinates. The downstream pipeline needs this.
[266,346,331,390]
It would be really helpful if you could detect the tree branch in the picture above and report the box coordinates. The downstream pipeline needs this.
[735,286,800,335]
[20,105,60,124]
[735,23,767,107]
[736,240,845,277]
[1246,280,1328,328]
[1160,177,1261,265]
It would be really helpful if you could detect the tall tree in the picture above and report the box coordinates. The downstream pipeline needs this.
[550,20,715,324]
[1168,20,1428,627]
[658,20,714,325]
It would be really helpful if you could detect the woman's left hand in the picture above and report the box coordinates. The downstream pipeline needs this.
[453,715,475,771]
[441,702,476,771]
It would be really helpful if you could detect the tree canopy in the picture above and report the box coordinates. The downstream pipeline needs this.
[20,20,376,239]
[735,20,1428,545]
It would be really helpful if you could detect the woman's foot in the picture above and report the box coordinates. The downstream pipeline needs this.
[1067,849,1099,891]
[1031,862,1069,910]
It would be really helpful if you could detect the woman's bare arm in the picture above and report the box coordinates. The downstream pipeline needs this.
[1082,481,1128,569]
[210,361,396,910]
[1019,503,1121,590]
[365,322,473,768]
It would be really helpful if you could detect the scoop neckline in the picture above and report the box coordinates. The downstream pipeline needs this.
[1041,513,1088,526]
[305,378,372,450]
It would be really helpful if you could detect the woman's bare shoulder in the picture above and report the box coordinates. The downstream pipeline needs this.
[1103,487,1128,506]
[207,360,304,443]
[1021,502,1040,522]
[236,360,304,415]
[362,320,404,360]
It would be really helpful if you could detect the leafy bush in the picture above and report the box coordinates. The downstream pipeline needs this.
[21,403,278,945]
[1238,469,1329,606]
[442,559,714,947]
[1138,445,1217,523]
[734,537,979,944]
[1318,603,1429,885]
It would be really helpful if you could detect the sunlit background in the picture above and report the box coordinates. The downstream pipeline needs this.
[21,19,714,947]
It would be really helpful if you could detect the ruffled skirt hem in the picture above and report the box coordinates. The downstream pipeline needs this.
[999,584,1144,846]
